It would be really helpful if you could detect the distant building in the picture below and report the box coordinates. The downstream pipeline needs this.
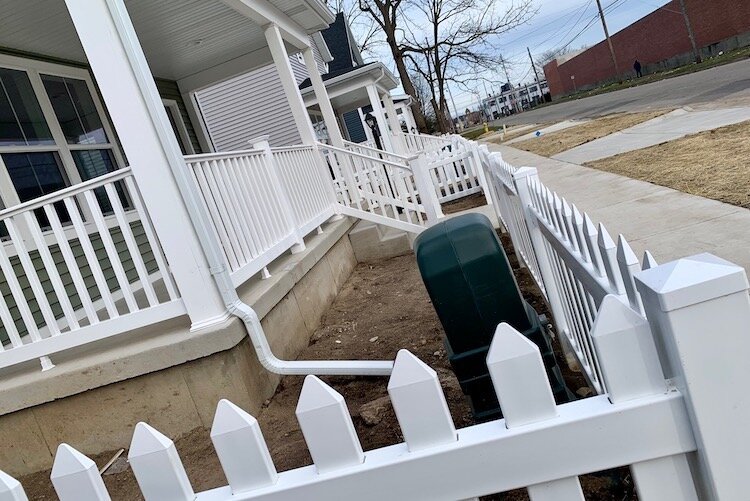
[543,0,750,97]
[481,80,550,119]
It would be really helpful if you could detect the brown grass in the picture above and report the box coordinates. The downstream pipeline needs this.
[585,120,750,208]
[483,124,546,144]
[513,110,670,157]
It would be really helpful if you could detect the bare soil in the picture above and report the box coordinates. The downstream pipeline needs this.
[442,192,488,214]
[513,111,670,157]
[19,233,635,500]
[585,119,750,208]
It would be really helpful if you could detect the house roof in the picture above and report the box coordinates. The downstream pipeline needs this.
[320,12,364,72]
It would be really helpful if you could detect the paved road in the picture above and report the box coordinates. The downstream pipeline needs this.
[491,58,750,126]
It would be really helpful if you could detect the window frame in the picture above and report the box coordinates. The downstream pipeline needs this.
[0,53,125,209]
[162,98,195,155]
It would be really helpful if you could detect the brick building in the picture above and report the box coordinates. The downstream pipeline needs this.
[543,0,750,97]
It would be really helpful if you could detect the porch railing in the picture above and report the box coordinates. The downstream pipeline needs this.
[0,168,184,371]
[401,131,453,154]
[184,146,336,287]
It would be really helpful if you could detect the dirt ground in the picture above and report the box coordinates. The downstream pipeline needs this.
[513,111,670,157]
[585,119,750,208]
[442,192,488,214]
[19,230,635,500]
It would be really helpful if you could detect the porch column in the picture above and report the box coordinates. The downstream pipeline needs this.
[302,48,344,148]
[365,85,395,153]
[382,93,406,154]
[265,24,317,145]
[64,0,229,329]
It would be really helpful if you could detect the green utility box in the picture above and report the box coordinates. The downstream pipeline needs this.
[414,213,571,421]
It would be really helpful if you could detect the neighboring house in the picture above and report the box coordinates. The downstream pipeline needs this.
[193,33,331,149]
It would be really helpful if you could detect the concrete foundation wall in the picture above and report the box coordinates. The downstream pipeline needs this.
[0,223,357,477]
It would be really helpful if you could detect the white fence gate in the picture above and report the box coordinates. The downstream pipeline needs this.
[4,260,749,499]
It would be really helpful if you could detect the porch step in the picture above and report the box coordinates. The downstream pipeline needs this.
[348,219,413,262]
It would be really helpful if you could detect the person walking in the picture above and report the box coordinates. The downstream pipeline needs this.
[633,59,643,78]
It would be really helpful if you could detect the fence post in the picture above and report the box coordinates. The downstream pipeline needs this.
[51,444,110,500]
[251,136,306,253]
[635,253,750,500]
[512,167,575,368]
[410,154,445,224]
[469,142,493,205]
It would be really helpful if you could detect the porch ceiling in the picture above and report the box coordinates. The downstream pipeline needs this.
[301,62,399,113]
[1,0,332,82]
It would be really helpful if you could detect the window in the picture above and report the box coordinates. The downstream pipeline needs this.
[0,54,125,229]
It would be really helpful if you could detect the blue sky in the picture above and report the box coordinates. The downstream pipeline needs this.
[422,0,672,110]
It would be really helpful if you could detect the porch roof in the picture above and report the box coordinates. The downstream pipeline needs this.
[2,0,334,90]
[299,62,398,113]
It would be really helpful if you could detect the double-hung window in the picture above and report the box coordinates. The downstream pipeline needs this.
[0,54,125,235]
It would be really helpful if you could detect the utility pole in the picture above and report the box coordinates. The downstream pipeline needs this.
[678,0,701,63]
[446,84,460,128]
[500,58,520,114]
[527,47,543,105]
[527,47,541,87]
[595,0,621,81]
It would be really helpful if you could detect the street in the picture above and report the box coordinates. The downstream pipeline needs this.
[491,58,750,125]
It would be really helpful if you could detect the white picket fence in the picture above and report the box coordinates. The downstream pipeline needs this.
[479,146,659,393]
[0,168,183,372]
[401,131,453,154]
[5,260,749,499]
[424,138,490,205]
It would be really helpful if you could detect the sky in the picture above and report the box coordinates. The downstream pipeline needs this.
[359,0,673,112]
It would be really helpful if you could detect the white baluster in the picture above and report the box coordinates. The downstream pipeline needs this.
[296,375,364,474]
[591,295,698,500]
[211,399,278,494]
[51,444,111,501]
[616,235,644,314]
[487,324,584,500]
[642,250,658,270]
[0,470,28,501]
[128,423,194,501]
[388,350,457,452]
[597,223,626,295]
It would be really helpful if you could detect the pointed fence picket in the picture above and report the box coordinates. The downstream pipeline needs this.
[7,266,749,500]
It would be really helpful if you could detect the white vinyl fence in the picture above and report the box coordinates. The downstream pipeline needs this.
[423,138,490,205]
[401,131,453,154]
[0,168,183,371]
[480,146,659,393]
[6,266,750,499]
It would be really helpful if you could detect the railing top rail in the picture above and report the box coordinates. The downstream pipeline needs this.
[271,145,316,153]
[317,142,413,171]
[183,148,264,162]
[342,140,411,161]
[0,167,133,221]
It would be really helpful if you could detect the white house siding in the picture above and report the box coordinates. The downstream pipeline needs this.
[195,40,326,150]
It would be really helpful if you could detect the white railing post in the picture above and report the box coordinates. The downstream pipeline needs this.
[512,167,573,363]
[410,154,445,224]
[251,137,305,253]
[63,0,229,330]
[636,253,750,501]
[469,142,492,205]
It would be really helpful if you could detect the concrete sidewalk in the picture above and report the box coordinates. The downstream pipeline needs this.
[553,106,750,164]
[505,119,589,145]
[486,143,750,272]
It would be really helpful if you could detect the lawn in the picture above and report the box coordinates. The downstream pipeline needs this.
[512,110,670,157]
[461,125,499,140]
[585,120,750,208]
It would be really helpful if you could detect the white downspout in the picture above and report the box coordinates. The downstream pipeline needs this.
[168,130,393,376]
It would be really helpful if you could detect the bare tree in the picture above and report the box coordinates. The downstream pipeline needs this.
[401,0,535,132]
[358,0,430,132]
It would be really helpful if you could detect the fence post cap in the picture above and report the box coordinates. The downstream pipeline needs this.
[512,166,538,179]
[635,253,748,312]
[211,399,258,436]
[296,375,343,413]
[487,323,540,363]
[50,444,96,478]
[591,295,646,338]
[0,470,27,500]
[388,349,436,389]
[129,422,173,457]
